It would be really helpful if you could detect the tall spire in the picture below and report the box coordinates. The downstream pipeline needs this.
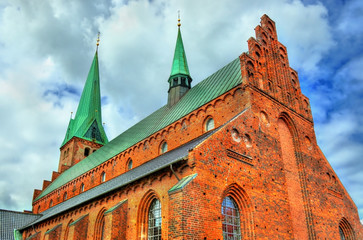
[61,35,108,147]
[168,12,192,106]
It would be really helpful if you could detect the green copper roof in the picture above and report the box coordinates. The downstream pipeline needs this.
[104,199,127,215]
[61,51,108,147]
[169,27,190,79]
[168,173,197,194]
[35,57,242,201]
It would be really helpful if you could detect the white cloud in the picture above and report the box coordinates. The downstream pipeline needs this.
[0,0,361,221]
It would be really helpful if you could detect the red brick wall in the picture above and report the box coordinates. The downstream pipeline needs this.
[24,14,362,240]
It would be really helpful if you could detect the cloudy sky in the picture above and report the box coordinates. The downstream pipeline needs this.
[0,0,362,222]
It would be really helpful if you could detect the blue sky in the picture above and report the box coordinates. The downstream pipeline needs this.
[0,0,362,223]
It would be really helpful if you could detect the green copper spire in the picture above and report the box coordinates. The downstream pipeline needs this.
[168,16,192,106]
[169,27,190,78]
[169,16,191,79]
[61,50,108,147]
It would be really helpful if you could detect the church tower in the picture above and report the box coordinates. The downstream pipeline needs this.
[58,37,108,173]
[167,16,192,106]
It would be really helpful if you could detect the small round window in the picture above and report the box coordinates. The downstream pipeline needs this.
[205,117,215,131]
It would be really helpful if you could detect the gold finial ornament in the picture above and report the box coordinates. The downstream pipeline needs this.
[177,10,181,27]
[96,32,100,50]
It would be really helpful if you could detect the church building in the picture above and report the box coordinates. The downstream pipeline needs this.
[6,14,363,239]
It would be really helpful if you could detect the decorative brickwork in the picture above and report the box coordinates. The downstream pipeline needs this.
[16,14,363,240]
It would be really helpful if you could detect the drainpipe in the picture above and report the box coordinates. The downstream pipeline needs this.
[169,164,180,181]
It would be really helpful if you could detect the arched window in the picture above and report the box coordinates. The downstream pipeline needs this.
[101,172,106,182]
[205,117,215,132]
[160,142,168,154]
[94,209,106,240]
[222,196,241,240]
[63,192,68,201]
[84,147,90,157]
[80,183,85,193]
[339,226,346,240]
[339,218,356,240]
[64,219,73,240]
[127,158,133,170]
[49,200,53,208]
[221,184,254,239]
[148,199,162,239]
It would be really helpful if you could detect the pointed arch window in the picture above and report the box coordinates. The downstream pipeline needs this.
[339,226,346,240]
[80,183,85,193]
[222,196,241,240]
[205,117,215,132]
[101,172,106,182]
[63,192,68,201]
[148,199,162,240]
[127,158,133,170]
[94,209,106,240]
[160,142,168,154]
[84,147,90,157]
[64,219,73,240]
[338,218,356,240]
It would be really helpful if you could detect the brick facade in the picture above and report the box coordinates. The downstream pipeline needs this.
[19,14,362,239]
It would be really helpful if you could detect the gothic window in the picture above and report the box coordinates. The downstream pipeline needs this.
[92,127,97,139]
[94,209,106,240]
[340,226,346,240]
[63,192,68,201]
[80,183,85,193]
[222,196,241,240]
[160,142,168,154]
[148,199,162,240]
[49,200,53,208]
[64,219,73,240]
[101,172,106,182]
[127,158,133,170]
[205,117,215,132]
[84,147,90,157]
[339,217,355,240]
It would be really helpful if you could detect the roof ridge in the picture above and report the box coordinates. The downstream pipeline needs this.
[35,56,242,201]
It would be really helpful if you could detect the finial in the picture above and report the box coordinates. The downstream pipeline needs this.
[177,10,181,27]
[70,111,73,119]
[96,32,100,50]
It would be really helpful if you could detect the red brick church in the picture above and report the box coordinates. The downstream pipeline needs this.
[4,14,362,239]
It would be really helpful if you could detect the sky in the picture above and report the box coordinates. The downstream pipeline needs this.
[0,0,362,223]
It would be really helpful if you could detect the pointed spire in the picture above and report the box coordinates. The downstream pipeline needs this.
[61,35,108,147]
[96,32,100,51]
[168,13,192,106]
[169,13,190,79]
